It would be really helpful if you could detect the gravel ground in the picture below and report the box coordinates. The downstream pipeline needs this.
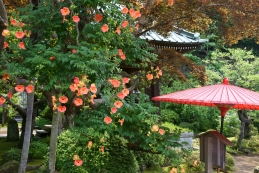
[234,155,259,173]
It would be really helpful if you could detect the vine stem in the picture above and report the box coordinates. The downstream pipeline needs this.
[69,0,80,46]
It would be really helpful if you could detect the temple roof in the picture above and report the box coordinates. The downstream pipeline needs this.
[140,29,208,52]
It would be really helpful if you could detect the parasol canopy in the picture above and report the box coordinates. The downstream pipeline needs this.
[152,78,259,134]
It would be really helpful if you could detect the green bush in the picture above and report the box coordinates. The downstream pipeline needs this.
[29,140,49,159]
[35,117,52,130]
[56,128,139,173]
[133,151,165,170]
[1,148,21,163]
[162,122,191,133]
[221,114,240,137]
[161,109,180,124]
[179,122,194,130]
[245,134,259,153]
[225,153,236,172]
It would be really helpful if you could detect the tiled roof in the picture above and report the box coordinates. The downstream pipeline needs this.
[139,29,208,44]
[139,29,208,51]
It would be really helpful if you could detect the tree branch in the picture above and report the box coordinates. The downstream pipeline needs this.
[0,94,27,116]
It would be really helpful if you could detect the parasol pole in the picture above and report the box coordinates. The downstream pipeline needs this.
[218,107,230,134]
[220,116,224,134]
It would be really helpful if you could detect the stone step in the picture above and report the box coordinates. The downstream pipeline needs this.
[43,125,52,132]
[36,130,50,138]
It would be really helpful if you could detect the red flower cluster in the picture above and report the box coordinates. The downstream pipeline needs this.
[3,42,8,49]
[146,67,163,81]
[73,155,83,166]
[121,20,128,28]
[94,14,103,22]
[60,7,70,23]
[69,76,98,105]
[101,24,109,32]
[15,84,34,93]
[118,49,126,60]
[2,73,8,81]
[151,124,165,135]
[0,97,6,106]
[108,77,130,115]
[116,27,121,35]
[72,15,80,23]
[100,146,105,153]
[0,84,34,109]
[104,116,112,124]
[121,7,128,14]
[146,74,153,80]
[3,19,27,49]
[129,8,141,20]
[10,19,25,27]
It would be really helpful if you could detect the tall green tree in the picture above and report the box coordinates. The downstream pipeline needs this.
[0,0,174,171]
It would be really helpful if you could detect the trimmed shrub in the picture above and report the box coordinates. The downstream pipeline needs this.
[29,140,49,159]
[56,128,139,173]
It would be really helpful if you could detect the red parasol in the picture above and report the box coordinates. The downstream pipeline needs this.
[152,78,259,134]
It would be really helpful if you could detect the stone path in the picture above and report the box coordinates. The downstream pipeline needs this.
[0,127,7,137]
[234,155,259,173]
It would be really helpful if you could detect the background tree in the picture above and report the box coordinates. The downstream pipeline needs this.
[204,48,259,146]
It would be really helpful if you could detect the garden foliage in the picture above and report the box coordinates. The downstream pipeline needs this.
[56,129,139,173]
[0,0,182,171]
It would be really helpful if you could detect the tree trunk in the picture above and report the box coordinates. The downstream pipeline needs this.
[1,104,7,126]
[49,110,60,173]
[237,121,245,149]
[30,95,39,141]
[18,91,34,173]
[0,0,8,53]
[237,110,251,149]
[18,114,26,148]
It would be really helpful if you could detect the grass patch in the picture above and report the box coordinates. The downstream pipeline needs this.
[25,159,45,173]
[27,159,45,167]
[0,138,19,163]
